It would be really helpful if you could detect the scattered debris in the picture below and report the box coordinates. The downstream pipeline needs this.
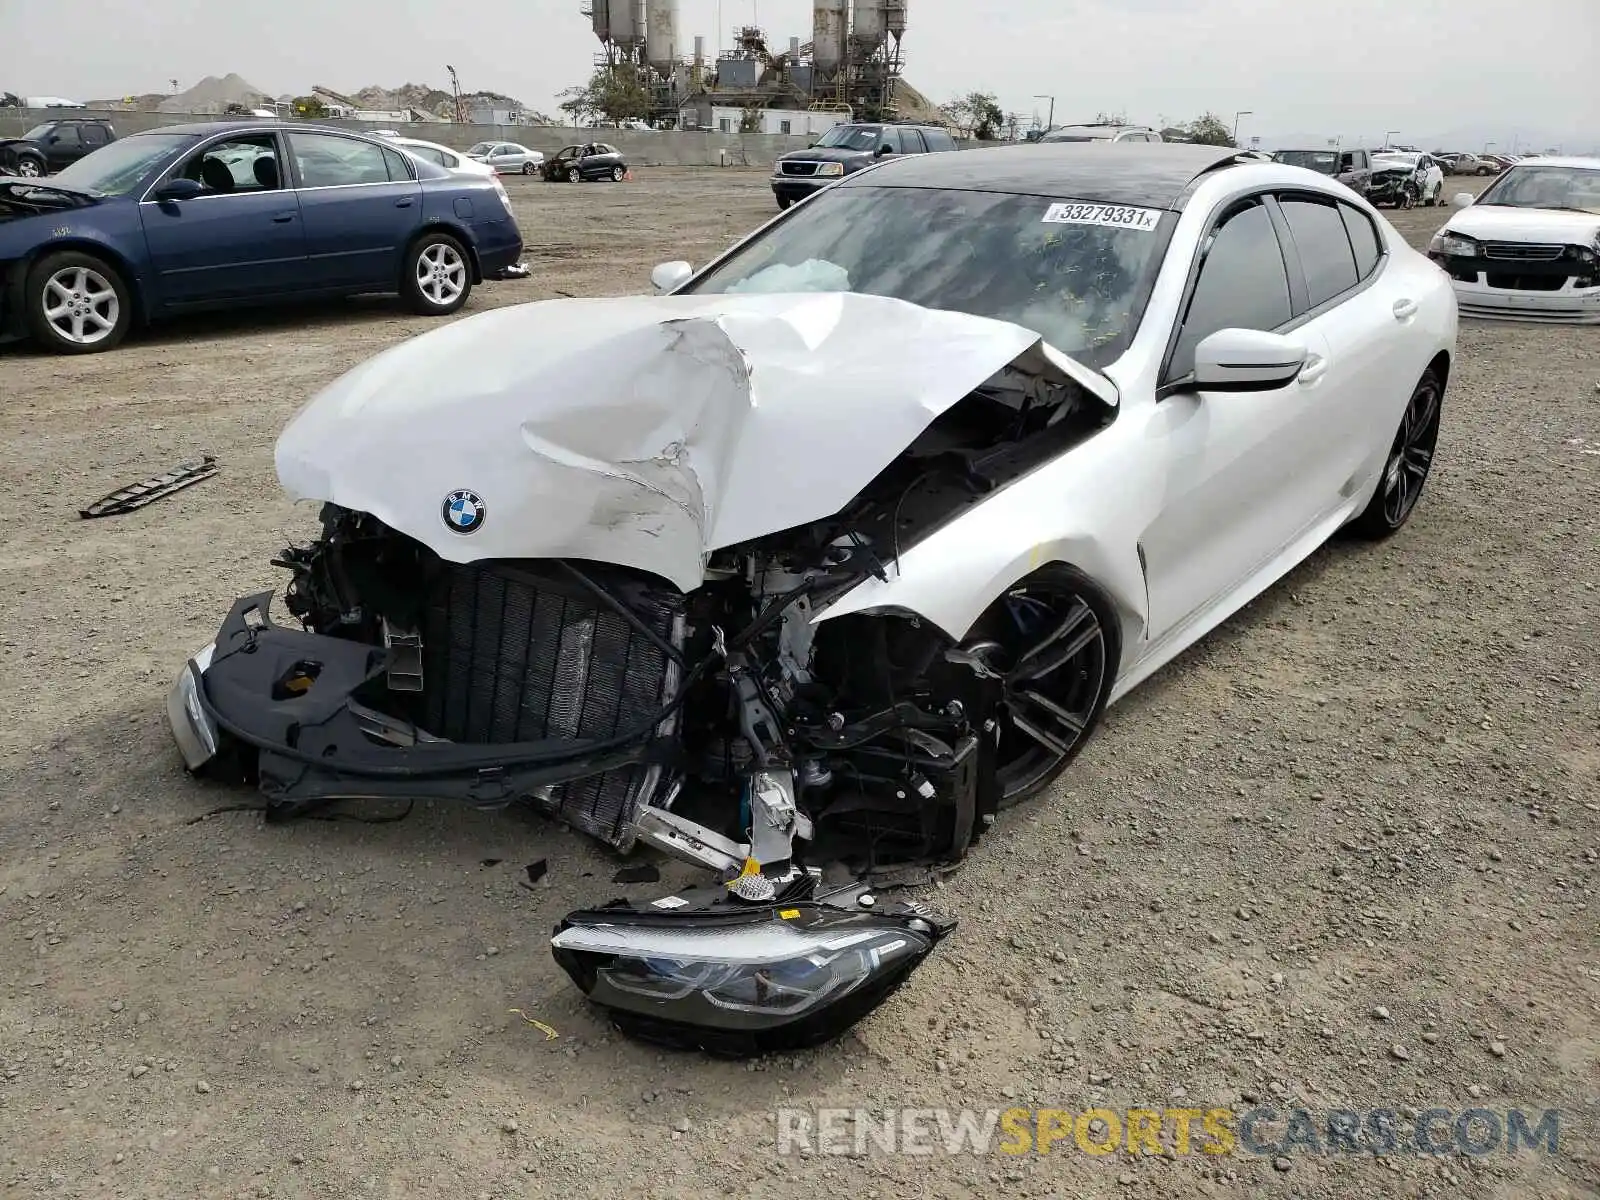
[79,456,217,518]
[520,860,549,889]
[509,1010,558,1040]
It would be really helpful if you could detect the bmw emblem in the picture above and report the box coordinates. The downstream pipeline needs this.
[442,489,486,534]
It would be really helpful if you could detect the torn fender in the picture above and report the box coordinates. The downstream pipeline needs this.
[274,291,1116,594]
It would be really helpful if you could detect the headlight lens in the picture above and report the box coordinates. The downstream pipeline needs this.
[1429,231,1479,257]
[552,896,952,1056]
[816,161,844,176]
[165,642,218,770]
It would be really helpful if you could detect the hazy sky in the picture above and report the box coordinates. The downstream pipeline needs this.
[4,0,1596,145]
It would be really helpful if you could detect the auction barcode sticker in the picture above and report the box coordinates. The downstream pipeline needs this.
[1041,202,1163,231]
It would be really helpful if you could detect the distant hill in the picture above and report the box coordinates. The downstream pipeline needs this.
[151,73,273,114]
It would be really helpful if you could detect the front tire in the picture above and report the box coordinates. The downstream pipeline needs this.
[610,165,625,181]
[25,250,132,354]
[400,233,472,316]
[14,154,45,178]
[958,564,1119,808]
[567,166,581,183]
[776,194,793,210]
[1347,368,1443,540]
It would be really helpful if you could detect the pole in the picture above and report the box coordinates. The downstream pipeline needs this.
[1233,110,1252,142]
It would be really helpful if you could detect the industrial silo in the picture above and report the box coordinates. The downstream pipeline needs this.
[884,0,908,38]
[613,0,646,49]
[812,0,846,71]
[646,0,679,74]
[851,0,886,54]
[590,0,611,42]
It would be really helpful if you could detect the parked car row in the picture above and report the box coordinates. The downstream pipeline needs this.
[0,117,118,177]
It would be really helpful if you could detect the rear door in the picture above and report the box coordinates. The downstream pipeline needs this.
[139,131,308,305]
[901,128,928,154]
[287,131,422,290]
[43,123,83,169]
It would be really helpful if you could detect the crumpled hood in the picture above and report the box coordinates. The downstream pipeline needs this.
[1444,205,1600,245]
[275,291,1115,592]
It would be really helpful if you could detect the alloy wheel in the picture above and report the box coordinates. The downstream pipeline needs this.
[964,581,1110,804]
[41,265,120,346]
[1381,374,1441,527]
[16,158,42,178]
[415,243,466,308]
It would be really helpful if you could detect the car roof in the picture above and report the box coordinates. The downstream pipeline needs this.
[839,141,1253,208]
[126,120,366,139]
[1509,154,1600,169]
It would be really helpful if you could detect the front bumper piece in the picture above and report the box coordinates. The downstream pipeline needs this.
[552,883,955,1057]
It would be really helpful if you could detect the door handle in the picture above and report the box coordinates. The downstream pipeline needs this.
[1297,353,1327,385]
[271,212,295,223]
[395,197,414,208]
[1393,297,1418,320]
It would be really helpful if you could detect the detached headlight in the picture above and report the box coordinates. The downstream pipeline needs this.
[816,161,845,176]
[1429,231,1480,257]
[165,642,218,771]
[552,892,953,1056]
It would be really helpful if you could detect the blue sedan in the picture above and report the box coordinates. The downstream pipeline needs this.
[0,121,525,354]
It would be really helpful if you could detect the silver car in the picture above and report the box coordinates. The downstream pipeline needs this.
[465,141,545,175]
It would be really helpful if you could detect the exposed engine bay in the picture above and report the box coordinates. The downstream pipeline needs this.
[168,292,1118,1053]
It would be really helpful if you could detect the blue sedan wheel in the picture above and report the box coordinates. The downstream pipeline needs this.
[26,251,132,355]
[401,233,472,316]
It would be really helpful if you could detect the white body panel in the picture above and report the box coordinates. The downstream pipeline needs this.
[391,137,495,178]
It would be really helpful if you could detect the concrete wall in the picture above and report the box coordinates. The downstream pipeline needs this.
[0,107,826,167]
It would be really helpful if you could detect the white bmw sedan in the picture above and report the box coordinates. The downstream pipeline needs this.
[1428,155,1600,324]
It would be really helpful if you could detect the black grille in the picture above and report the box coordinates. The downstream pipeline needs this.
[1483,241,1567,262]
[418,560,682,843]
[781,160,820,176]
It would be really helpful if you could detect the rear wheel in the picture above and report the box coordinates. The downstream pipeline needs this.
[1347,368,1443,540]
[25,250,132,354]
[400,232,472,316]
[958,564,1119,807]
[521,162,535,175]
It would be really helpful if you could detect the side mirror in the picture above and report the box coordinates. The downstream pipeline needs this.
[1192,328,1309,392]
[650,260,693,294]
[1451,192,1474,208]
[153,177,204,202]
[875,143,893,156]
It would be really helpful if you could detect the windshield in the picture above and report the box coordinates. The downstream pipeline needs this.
[681,186,1173,369]
[1476,164,1600,214]
[50,133,191,195]
[814,125,881,151]
[1273,150,1338,174]
[1375,153,1419,167]
[466,142,493,155]
[21,123,55,141]
[1039,134,1103,143]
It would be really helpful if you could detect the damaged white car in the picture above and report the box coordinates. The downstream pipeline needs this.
[1429,155,1600,324]
[167,144,1457,1055]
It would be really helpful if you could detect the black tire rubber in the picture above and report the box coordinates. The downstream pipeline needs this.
[1347,367,1443,540]
[959,563,1121,809]
[776,195,793,210]
[24,249,133,355]
[399,232,473,317]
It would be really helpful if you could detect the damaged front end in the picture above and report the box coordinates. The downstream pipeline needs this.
[167,292,1115,1051]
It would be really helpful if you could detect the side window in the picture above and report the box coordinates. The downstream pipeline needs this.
[924,128,955,151]
[879,128,902,153]
[178,135,283,194]
[51,125,83,147]
[288,132,391,188]
[1169,202,1292,381]
[380,145,414,181]
[1339,202,1382,280]
[901,128,928,153]
[438,150,459,168]
[1280,197,1359,307]
[81,125,109,146]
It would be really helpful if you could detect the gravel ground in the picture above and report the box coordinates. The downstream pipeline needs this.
[0,167,1595,1200]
